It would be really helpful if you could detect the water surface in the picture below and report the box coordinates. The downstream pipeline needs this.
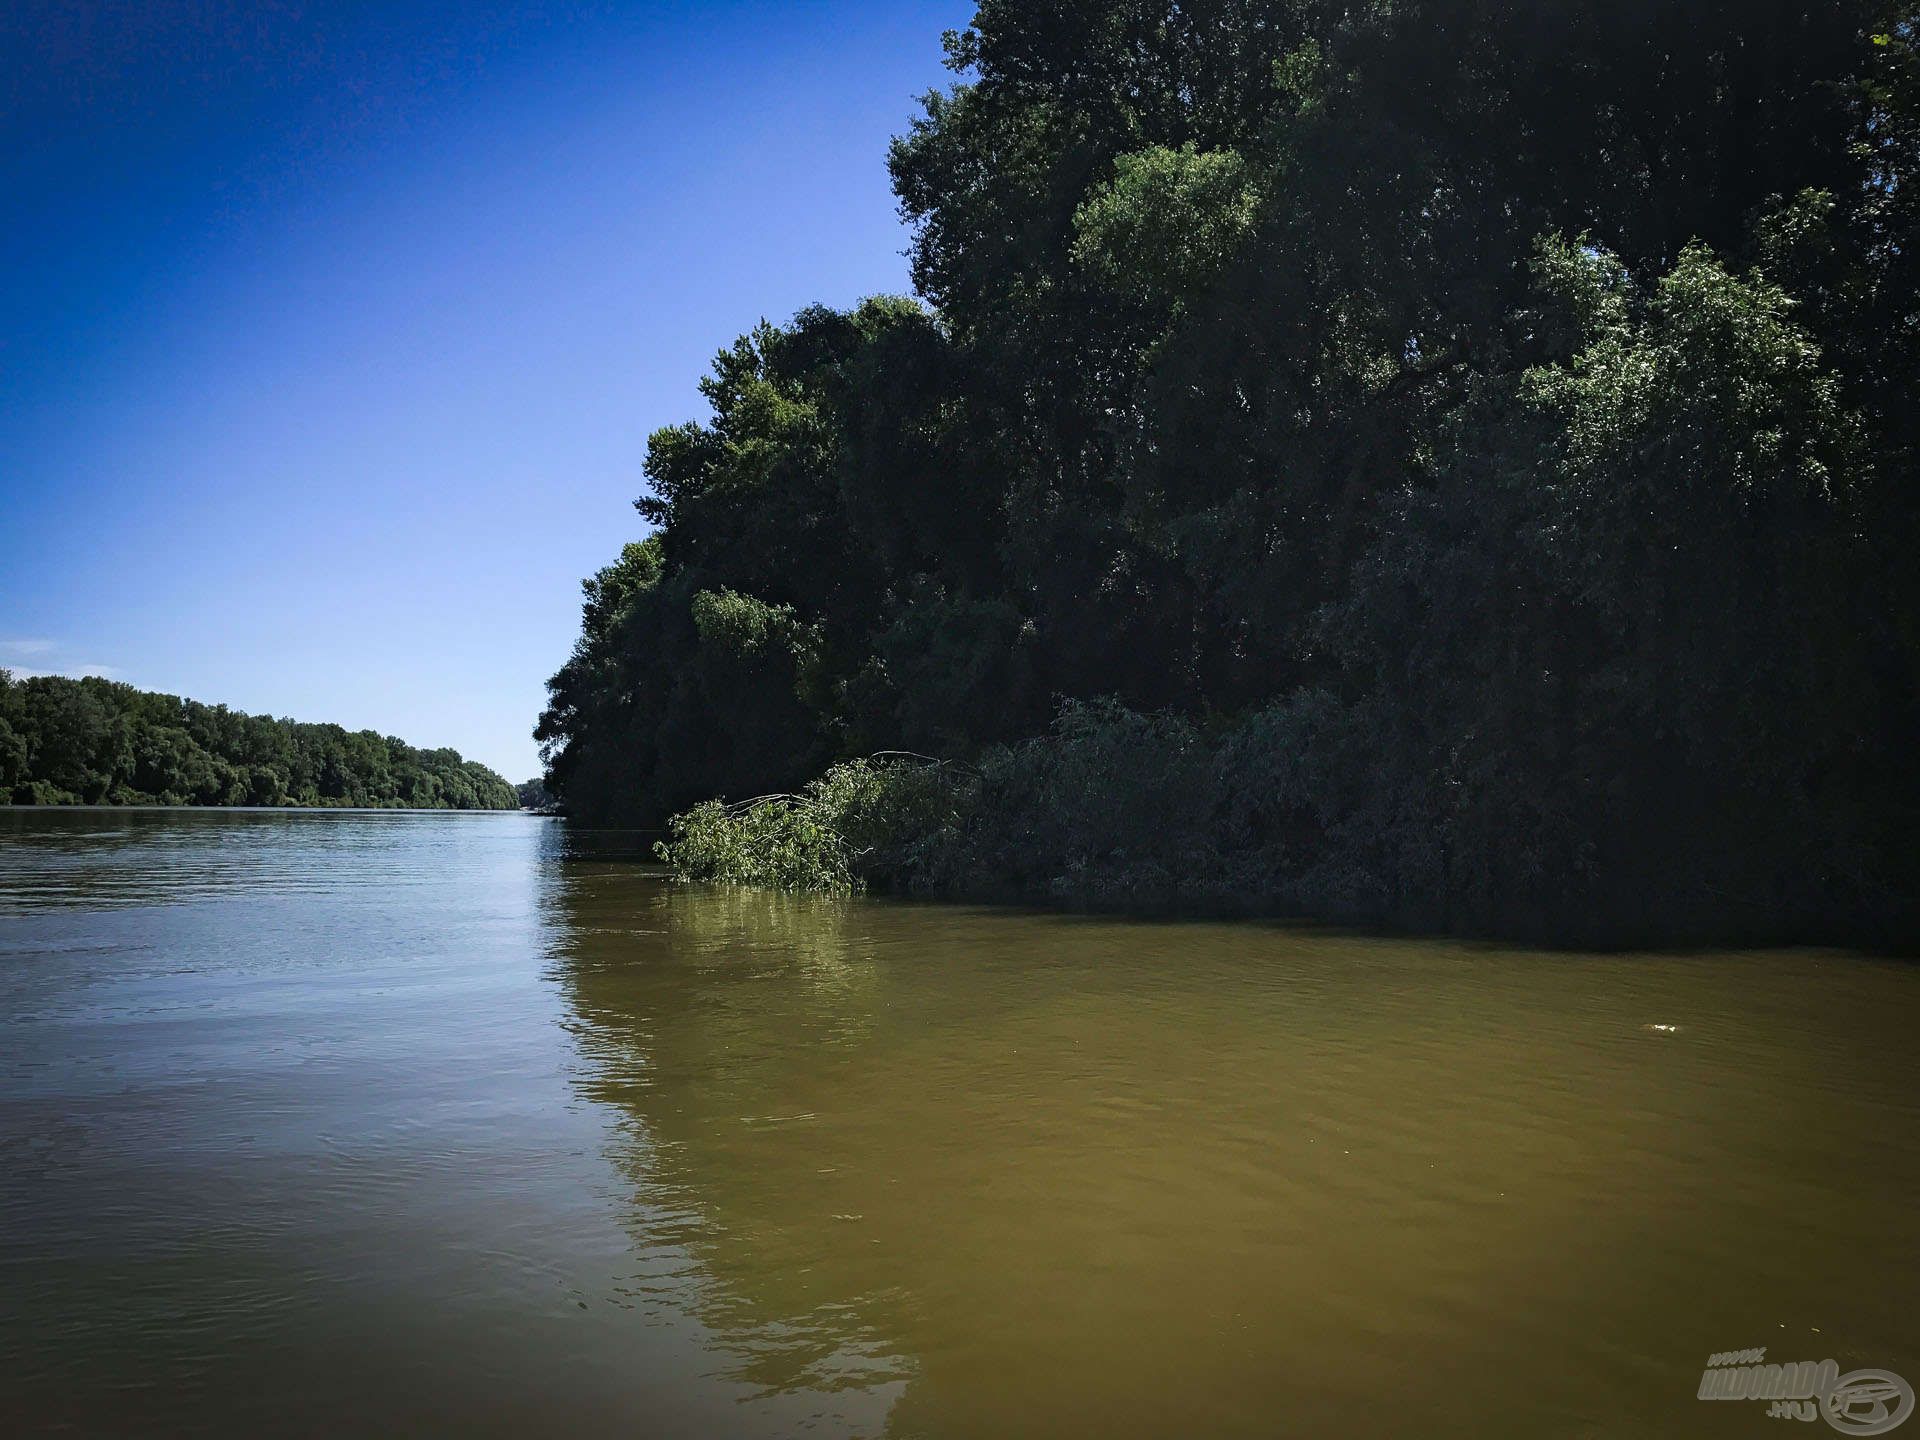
[2,808,1914,1436]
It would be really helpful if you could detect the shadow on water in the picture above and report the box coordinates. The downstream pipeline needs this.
[540,849,1920,1439]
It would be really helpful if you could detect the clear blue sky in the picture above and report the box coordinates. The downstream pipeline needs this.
[1,0,968,780]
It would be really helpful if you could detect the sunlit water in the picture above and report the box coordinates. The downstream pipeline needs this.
[1,808,1914,1437]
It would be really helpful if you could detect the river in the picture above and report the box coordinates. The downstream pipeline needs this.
[1,808,1914,1437]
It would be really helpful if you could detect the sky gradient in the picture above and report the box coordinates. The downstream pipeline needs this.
[2,0,969,779]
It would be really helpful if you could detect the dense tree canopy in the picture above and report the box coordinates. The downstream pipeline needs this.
[542,2,1920,943]
[1,672,517,810]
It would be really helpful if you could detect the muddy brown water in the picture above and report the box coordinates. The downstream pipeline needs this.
[2,808,1914,1437]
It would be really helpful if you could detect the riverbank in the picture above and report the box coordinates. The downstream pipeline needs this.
[653,702,1919,952]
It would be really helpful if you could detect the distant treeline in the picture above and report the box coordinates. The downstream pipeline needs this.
[0,672,517,810]
[540,2,1920,945]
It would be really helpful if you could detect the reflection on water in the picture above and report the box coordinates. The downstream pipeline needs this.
[551,877,1920,1438]
[2,809,1916,1437]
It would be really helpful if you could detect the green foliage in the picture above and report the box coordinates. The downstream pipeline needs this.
[1071,143,1261,306]
[548,1,1920,944]
[0,715,26,794]
[911,702,1238,907]
[689,588,782,653]
[656,758,966,894]
[0,671,517,811]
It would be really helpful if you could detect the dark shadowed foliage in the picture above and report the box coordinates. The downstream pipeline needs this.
[546,2,1920,945]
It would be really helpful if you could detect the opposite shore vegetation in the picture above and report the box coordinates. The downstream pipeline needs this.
[539,5,1920,947]
[0,672,518,811]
